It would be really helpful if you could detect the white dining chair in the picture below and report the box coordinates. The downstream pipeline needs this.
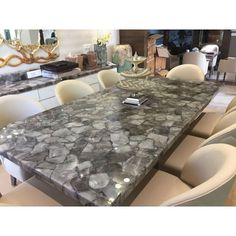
[132,144,236,206]
[166,64,205,82]
[200,44,219,68]
[0,95,45,129]
[55,80,95,105]
[97,70,122,90]
[183,52,209,76]
[200,44,219,77]
[0,176,60,206]
[0,95,45,186]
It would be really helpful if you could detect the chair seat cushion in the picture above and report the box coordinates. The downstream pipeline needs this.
[163,135,205,176]
[190,112,223,138]
[0,177,60,206]
[131,170,191,206]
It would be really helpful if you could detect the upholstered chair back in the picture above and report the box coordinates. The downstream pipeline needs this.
[55,80,94,105]
[166,64,205,82]
[162,144,236,206]
[211,110,236,135]
[0,95,45,129]
[200,124,236,148]
[97,70,121,90]
[183,52,209,75]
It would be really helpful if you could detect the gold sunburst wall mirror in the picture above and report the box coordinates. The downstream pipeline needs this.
[0,29,59,68]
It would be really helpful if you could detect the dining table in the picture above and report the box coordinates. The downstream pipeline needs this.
[0,77,219,206]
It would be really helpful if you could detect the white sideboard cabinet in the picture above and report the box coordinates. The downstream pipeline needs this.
[19,68,116,110]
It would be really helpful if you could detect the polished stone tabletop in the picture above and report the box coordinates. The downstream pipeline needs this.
[0,64,116,97]
[0,78,219,205]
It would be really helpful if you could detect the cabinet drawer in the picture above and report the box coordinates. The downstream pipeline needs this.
[38,85,55,100]
[20,90,39,101]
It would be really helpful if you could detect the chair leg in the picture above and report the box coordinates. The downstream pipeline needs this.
[216,71,220,81]
[223,72,226,82]
[209,66,214,79]
[10,175,17,186]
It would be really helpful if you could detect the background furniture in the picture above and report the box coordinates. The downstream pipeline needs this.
[0,67,116,111]
[166,64,205,82]
[193,30,231,59]
[217,57,236,81]
[132,144,236,206]
[55,80,94,105]
[120,30,232,71]
[200,44,219,76]
[183,51,209,76]
[119,30,163,74]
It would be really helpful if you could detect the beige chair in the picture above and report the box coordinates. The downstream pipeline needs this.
[97,70,122,90]
[132,144,236,206]
[166,64,205,82]
[191,94,236,139]
[163,123,236,177]
[0,95,44,129]
[225,96,236,113]
[183,52,209,76]
[191,109,236,139]
[55,80,94,105]
[216,58,236,81]
[0,177,60,206]
[199,123,236,148]
[0,95,45,185]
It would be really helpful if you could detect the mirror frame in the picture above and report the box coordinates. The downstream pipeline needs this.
[0,30,59,68]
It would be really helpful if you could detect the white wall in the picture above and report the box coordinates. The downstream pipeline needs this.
[0,30,120,75]
[57,30,98,58]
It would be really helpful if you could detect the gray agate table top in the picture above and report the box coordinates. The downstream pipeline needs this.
[0,78,219,206]
[0,64,116,97]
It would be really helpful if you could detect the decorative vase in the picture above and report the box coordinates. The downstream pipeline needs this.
[94,44,107,66]
[112,44,132,73]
